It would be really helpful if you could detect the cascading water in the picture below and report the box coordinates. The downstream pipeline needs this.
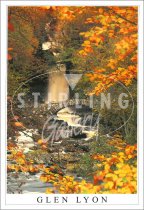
[46,64,69,103]
[42,40,69,104]
[42,40,97,141]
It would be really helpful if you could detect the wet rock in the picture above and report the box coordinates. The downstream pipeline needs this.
[7,151,12,155]
[71,131,87,139]
[76,144,90,152]
[7,172,54,194]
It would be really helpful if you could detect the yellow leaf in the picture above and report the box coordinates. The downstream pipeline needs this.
[46,188,54,194]
[105,181,114,190]
[37,139,43,145]
[116,163,124,169]
[40,174,48,183]
[82,40,91,47]
[106,173,118,181]
[104,164,110,172]
[116,178,124,187]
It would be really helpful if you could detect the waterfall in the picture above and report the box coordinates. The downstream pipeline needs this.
[46,64,69,103]
[42,40,69,104]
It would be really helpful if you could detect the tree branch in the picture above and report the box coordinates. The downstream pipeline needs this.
[17,25,37,50]
[107,8,137,26]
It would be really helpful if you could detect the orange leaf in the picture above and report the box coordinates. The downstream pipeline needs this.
[99,8,104,14]
[8,23,14,31]
[93,175,103,185]
[14,122,24,127]
[8,54,12,61]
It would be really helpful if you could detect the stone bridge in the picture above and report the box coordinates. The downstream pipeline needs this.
[42,98,92,114]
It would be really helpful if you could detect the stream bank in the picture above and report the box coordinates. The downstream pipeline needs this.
[7,104,98,194]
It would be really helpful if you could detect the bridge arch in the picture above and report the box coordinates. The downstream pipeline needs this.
[46,98,92,114]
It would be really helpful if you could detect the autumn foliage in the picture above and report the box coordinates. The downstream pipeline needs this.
[7,6,138,195]
[8,16,14,60]
[46,6,138,95]
[7,136,137,194]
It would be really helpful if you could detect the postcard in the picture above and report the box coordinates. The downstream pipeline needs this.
[0,1,143,210]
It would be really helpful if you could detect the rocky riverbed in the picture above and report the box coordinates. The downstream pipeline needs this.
[7,105,98,194]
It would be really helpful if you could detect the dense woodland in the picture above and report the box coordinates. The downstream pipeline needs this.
[7,6,137,194]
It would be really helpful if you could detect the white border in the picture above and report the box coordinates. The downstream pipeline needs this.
[0,1,143,210]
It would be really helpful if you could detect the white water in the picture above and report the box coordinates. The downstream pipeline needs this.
[57,107,97,140]
[46,65,69,103]
[57,107,81,126]
[15,129,38,153]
